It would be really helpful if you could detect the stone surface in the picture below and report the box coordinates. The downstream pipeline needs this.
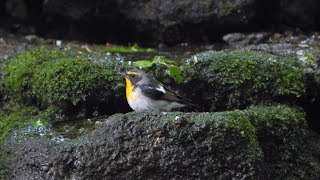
[3,106,319,179]
[7,110,261,179]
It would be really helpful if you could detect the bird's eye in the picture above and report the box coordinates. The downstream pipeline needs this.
[130,74,135,78]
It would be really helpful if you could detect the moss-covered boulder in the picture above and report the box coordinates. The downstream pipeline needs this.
[181,50,320,132]
[2,105,318,179]
[2,46,130,116]
[183,50,308,111]
[245,106,320,179]
[6,108,262,179]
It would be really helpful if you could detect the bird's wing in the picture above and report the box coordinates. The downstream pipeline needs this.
[139,84,166,100]
[139,85,192,105]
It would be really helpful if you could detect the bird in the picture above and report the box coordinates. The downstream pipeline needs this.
[124,69,192,112]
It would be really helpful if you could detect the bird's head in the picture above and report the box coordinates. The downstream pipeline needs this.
[124,69,146,86]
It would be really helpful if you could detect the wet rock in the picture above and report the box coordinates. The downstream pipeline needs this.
[223,33,246,44]
[245,43,269,52]
[246,32,320,62]
[222,32,270,48]
[271,43,295,56]
[6,109,263,178]
[3,105,319,179]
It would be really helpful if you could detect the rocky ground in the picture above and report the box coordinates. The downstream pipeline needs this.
[0,29,319,179]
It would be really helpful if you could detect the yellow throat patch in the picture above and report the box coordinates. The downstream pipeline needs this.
[125,77,136,101]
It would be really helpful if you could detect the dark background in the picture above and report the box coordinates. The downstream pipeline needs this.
[1,0,320,45]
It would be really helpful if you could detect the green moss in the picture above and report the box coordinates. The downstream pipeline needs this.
[32,57,118,105]
[3,46,64,101]
[184,50,305,111]
[3,46,125,107]
[246,105,305,127]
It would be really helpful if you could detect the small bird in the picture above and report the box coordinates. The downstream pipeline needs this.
[124,69,192,112]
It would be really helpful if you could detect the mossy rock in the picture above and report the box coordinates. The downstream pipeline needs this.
[182,50,316,111]
[245,106,320,179]
[2,46,130,115]
[7,108,262,179]
[3,105,319,179]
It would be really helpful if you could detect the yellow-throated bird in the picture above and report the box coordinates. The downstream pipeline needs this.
[124,69,192,112]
